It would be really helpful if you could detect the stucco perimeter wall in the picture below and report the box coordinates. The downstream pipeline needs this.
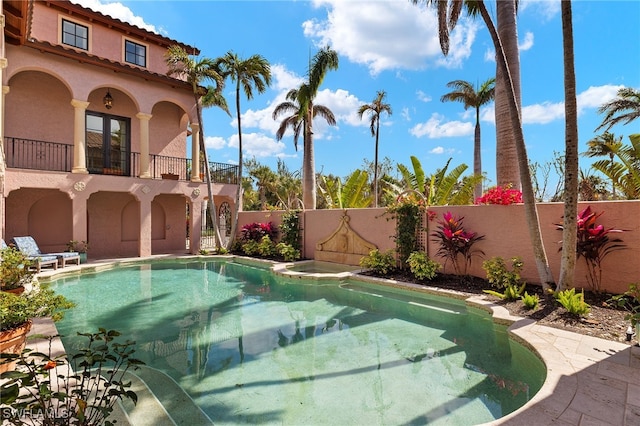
[238,201,639,294]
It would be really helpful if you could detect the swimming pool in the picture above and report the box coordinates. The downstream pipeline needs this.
[50,259,545,425]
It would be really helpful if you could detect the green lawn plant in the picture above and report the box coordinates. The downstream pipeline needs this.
[555,288,591,316]
[407,251,441,281]
[1,329,143,426]
[1,287,75,332]
[359,249,396,276]
[385,195,425,269]
[482,257,526,301]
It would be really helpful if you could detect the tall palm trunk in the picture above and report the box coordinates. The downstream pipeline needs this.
[227,82,243,249]
[473,107,482,200]
[495,0,521,189]
[374,119,380,207]
[194,93,222,248]
[478,2,555,291]
[303,105,316,209]
[558,0,578,291]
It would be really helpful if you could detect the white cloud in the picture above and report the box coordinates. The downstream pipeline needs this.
[271,64,305,92]
[577,85,624,110]
[416,90,432,103]
[205,136,227,150]
[519,32,534,51]
[410,113,474,138]
[484,47,495,63]
[430,146,444,154]
[71,0,158,33]
[227,133,287,158]
[521,0,561,21]
[401,107,411,122]
[304,0,478,75]
[522,102,565,124]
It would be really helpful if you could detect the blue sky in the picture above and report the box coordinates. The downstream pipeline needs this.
[75,0,640,194]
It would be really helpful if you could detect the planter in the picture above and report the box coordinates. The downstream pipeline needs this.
[0,320,32,373]
[79,253,87,264]
[2,286,25,295]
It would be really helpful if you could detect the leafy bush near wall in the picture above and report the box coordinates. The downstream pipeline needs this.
[240,222,278,243]
[386,196,426,269]
[279,210,302,251]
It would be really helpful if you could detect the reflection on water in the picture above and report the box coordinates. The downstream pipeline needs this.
[52,260,545,426]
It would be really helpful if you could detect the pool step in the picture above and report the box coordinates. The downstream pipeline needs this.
[114,366,213,425]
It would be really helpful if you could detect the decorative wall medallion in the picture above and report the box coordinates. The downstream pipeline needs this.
[141,185,151,194]
[192,188,201,197]
[73,181,86,192]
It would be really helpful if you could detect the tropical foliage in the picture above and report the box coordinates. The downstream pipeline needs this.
[318,170,372,209]
[215,51,272,248]
[272,46,339,210]
[595,87,640,132]
[475,185,522,205]
[431,211,485,275]
[165,45,225,247]
[358,90,392,207]
[556,206,626,292]
[389,156,481,206]
[589,134,640,200]
[440,77,495,199]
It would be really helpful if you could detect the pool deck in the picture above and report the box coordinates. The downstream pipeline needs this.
[24,258,640,425]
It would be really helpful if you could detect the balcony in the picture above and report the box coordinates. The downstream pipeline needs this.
[3,136,238,184]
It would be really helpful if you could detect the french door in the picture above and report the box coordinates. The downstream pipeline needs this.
[86,112,130,175]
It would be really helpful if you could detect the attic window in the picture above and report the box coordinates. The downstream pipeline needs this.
[62,19,88,50]
[125,40,146,67]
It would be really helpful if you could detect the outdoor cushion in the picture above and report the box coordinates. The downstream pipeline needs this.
[11,236,79,269]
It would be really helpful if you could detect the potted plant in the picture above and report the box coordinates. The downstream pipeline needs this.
[67,240,89,263]
[0,285,74,373]
[1,246,36,294]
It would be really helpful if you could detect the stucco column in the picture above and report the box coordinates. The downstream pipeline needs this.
[136,112,152,178]
[71,194,88,251]
[189,199,202,254]
[190,123,201,182]
[139,197,152,257]
[71,99,90,174]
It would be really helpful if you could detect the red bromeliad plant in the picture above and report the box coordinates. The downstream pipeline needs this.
[240,222,278,242]
[475,185,523,205]
[431,212,485,275]
[556,206,626,292]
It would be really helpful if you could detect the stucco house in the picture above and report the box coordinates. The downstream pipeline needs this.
[0,0,237,260]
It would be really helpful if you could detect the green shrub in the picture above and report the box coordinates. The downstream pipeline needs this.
[482,256,526,301]
[280,210,302,251]
[555,288,590,316]
[521,292,540,310]
[0,247,35,291]
[0,286,75,331]
[407,251,441,281]
[242,240,260,256]
[258,235,276,257]
[359,249,396,276]
[607,283,640,326]
[276,242,301,262]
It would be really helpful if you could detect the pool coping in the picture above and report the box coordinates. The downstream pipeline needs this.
[30,255,640,425]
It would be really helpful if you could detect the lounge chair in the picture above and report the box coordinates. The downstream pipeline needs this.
[11,236,79,271]
[3,237,59,273]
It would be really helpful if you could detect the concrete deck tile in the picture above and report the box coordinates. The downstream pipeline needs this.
[629,383,640,406]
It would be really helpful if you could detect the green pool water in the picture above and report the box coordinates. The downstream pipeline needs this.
[51,260,545,425]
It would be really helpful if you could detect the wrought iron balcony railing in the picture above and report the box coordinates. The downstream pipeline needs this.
[3,136,238,184]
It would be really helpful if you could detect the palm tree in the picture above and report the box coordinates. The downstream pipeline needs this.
[358,90,392,207]
[165,45,225,248]
[595,87,640,132]
[318,170,373,209]
[583,132,623,198]
[410,0,555,290]
[440,77,495,200]
[590,134,640,199]
[216,51,271,247]
[558,0,579,291]
[273,46,339,210]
